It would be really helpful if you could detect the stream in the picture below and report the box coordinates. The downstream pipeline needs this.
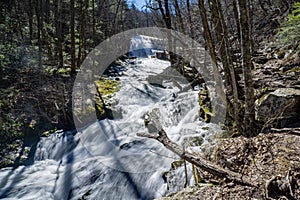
[0,35,222,200]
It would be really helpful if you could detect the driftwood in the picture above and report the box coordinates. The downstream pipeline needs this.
[137,108,258,187]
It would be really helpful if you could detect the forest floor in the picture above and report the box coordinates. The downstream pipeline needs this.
[160,132,300,199]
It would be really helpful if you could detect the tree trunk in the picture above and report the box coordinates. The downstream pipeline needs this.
[77,0,87,68]
[92,0,96,41]
[156,0,177,63]
[173,0,184,33]
[186,0,194,38]
[41,26,53,63]
[35,0,42,68]
[57,0,64,67]
[112,0,122,34]
[45,0,50,24]
[70,0,76,76]
[237,0,256,137]
[27,0,33,42]
[0,63,3,85]
[210,0,242,133]
[197,0,218,65]
[197,0,226,122]
[156,0,172,29]
[232,1,241,42]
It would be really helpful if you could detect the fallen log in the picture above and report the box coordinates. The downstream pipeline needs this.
[137,108,258,187]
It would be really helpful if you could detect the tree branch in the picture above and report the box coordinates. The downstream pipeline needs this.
[138,109,258,187]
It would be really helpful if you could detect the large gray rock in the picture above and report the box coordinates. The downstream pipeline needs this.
[255,88,300,128]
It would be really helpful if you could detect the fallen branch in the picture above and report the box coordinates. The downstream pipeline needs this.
[137,109,258,187]
[271,128,300,136]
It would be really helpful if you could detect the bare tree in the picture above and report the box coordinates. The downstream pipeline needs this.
[70,0,76,76]
[173,0,185,33]
[236,0,256,137]
[209,0,242,133]
[186,0,194,38]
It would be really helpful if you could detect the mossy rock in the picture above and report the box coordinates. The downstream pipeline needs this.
[95,78,120,96]
[81,78,120,119]
[198,89,213,122]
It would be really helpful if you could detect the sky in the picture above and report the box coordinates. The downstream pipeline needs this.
[127,0,147,10]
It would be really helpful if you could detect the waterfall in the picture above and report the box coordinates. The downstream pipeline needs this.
[0,35,222,200]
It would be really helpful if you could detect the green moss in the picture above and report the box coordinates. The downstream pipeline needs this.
[95,79,120,96]
[41,128,58,137]
[277,2,300,50]
[94,78,120,118]
[73,78,120,120]
[57,67,71,75]
[198,89,214,122]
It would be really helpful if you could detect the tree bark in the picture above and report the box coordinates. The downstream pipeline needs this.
[70,0,76,76]
[197,0,218,65]
[232,1,241,42]
[186,0,194,38]
[137,109,257,187]
[156,0,172,29]
[197,0,226,121]
[35,0,42,68]
[77,0,87,68]
[210,0,242,133]
[173,0,184,33]
[56,0,64,67]
[45,0,50,24]
[92,0,96,40]
[237,0,256,137]
[0,63,3,85]
[27,0,33,42]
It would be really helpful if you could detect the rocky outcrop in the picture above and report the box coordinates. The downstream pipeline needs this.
[255,88,300,128]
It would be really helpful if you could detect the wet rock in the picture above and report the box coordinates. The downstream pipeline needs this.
[120,140,145,150]
[146,75,165,88]
[255,88,300,128]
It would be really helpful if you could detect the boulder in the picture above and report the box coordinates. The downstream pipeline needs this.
[255,88,300,128]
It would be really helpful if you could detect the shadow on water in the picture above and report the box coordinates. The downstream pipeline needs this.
[130,84,160,101]
[52,131,76,200]
[103,64,127,77]
[0,166,26,198]
[98,120,120,145]
[115,161,143,199]
[0,119,40,198]
[0,121,78,199]
[96,120,145,199]
[1,118,151,199]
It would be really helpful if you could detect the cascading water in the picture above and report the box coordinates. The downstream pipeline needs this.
[0,35,222,200]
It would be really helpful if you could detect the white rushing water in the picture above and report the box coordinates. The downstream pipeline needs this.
[0,35,222,200]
